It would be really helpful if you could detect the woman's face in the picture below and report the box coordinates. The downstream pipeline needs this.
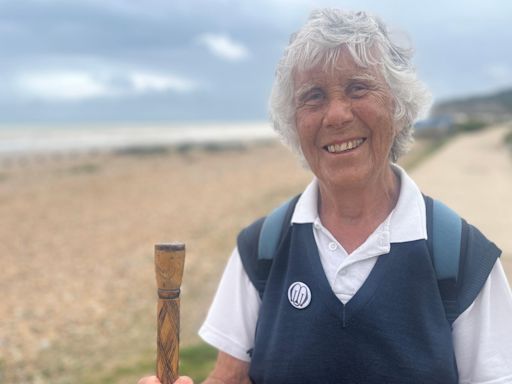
[294,49,397,191]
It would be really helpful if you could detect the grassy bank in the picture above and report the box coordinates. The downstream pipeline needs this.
[398,136,451,170]
[504,129,512,153]
[82,343,217,384]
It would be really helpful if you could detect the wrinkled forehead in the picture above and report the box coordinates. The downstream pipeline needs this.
[292,45,385,86]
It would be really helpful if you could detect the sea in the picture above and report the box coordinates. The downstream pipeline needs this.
[0,121,278,156]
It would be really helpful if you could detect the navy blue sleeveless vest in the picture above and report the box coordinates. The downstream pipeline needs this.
[249,223,458,384]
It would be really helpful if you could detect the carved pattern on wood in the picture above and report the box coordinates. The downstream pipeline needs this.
[157,299,180,384]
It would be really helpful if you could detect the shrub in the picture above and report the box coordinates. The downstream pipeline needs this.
[454,120,486,133]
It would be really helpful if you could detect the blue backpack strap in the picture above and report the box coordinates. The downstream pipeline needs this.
[424,195,462,324]
[432,199,462,281]
[237,195,300,298]
[258,196,300,261]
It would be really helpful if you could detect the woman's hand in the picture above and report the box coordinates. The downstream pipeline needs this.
[137,351,249,384]
[137,376,193,384]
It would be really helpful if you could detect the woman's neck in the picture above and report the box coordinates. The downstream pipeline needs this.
[317,165,400,254]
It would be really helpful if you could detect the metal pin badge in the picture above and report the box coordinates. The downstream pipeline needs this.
[288,281,311,309]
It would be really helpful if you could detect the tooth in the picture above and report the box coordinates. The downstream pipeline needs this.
[326,139,364,153]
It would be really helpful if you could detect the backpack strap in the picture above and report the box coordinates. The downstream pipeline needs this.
[431,199,462,280]
[424,195,464,324]
[237,195,300,298]
[258,195,300,261]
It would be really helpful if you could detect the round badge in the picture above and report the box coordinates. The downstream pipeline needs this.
[288,281,312,309]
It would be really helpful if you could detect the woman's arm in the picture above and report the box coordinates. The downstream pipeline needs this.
[203,351,251,384]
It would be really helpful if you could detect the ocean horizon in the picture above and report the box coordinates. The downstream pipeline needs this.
[0,121,277,156]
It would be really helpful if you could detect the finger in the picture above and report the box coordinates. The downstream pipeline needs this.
[137,376,161,384]
[175,376,194,384]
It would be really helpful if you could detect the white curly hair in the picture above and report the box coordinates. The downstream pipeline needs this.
[269,9,432,162]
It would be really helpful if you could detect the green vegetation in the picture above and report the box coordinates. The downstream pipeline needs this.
[454,120,487,133]
[180,343,218,381]
[67,163,100,174]
[201,142,246,153]
[113,142,250,158]
[505,130,512,152]
[83,343,217,384]
[115,145,171,157]
[399,137,451,171]
[406,119,494,169]
[0,358,4,383]
[432,88,512,121]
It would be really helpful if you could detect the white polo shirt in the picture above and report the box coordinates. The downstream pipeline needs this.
[199,165,512,384]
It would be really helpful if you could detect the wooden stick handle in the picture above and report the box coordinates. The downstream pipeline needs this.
[155,243,186,384]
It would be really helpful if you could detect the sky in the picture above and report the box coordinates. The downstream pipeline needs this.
[0,0,511,124]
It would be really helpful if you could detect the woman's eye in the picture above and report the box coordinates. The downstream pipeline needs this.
[303,90,325,105]
[347,83,370,98]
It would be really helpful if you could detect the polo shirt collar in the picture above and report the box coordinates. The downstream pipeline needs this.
[291,164,427,243]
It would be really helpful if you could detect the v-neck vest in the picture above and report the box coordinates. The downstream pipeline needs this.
[249,223,458,384]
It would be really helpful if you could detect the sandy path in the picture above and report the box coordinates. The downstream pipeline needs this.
[410,123,512,281]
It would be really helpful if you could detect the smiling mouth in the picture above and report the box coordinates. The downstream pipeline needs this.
[324,138,366,154]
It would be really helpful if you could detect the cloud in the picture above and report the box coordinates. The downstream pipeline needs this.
[17,71,113,101]
[197,33,250,61]
[15,69,198,102]
[130,72,196,93]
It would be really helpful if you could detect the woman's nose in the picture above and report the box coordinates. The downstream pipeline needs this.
[322,97,354,129]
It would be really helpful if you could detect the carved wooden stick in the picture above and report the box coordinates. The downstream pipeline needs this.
[155,243,186,384]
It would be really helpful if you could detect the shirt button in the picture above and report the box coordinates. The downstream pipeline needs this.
[328,242,338,251]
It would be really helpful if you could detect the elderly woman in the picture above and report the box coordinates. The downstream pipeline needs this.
[140,9,512,384]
